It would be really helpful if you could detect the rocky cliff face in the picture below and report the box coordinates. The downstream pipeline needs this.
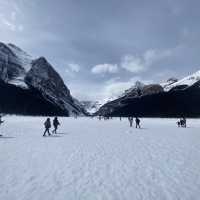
[142,84,163,96]
[0,42,26,83]
[0,42,85,116]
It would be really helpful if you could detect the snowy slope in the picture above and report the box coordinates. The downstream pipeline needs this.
[160,78,178,89]
[164,70,200,91]
[0,42,32,88]
[1,116,200,200]
[0,42,26,87]
[81,101,102,114]
[7,43,33,72]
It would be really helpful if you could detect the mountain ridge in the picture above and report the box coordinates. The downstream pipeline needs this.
[97,70,200,117]
[0,42,85,116]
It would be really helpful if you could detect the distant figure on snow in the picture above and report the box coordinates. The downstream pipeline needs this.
[43,118,51,136]
[177,118,186,128]
[177,120,181,127]
[182,117,187,128]
[0,116,4,125]
[135,117,141,128]
[128,117,133,127]
[0,116,4,136]
[52,117,60,134]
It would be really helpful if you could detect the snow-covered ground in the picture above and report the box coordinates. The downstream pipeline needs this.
[0,116,200,200]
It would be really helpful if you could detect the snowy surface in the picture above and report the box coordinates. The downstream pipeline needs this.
[0,116,200,200]
[8,78,28,89]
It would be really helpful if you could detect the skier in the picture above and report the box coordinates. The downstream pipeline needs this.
[43,118,51,136]
[0,116,4,136]
[135,117,141,128]
[52,117,60,134]
[128,117,133,127]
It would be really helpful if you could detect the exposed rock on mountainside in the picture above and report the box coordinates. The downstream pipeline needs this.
[0,42,85,116]
[142,84,163,96]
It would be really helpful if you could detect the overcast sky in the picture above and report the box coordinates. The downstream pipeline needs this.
[0,0,200,101]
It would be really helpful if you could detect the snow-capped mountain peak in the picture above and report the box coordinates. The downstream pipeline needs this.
[81,101,102,114]
[164,70,200,91]
[0,42,85,116]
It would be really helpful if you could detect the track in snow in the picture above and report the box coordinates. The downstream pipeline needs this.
[0,116,200,200]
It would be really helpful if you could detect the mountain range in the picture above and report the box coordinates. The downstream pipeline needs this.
[0,42,85,116]
[97,71,200,117]
[1,41,200,118]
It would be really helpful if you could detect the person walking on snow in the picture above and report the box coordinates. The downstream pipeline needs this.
[128,117,133,127]
[135,117,141,128]
[52,117,60,134]
[43,118,51,136]
[177,120,181,127]
[182,117,187,128]
[0,116,4,136]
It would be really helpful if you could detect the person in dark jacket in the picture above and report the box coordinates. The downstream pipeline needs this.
[135,117,141,128]
[177,120,181,127]
[0,116,4,136]
[0,116,4,125]
[52,117,60,134]
[182,117,186,128]
[43,118,51,136]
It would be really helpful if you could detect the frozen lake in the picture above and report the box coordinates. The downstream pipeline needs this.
[0,116,200,200]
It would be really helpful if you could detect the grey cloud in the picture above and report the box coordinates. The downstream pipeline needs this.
[1,0,200,101]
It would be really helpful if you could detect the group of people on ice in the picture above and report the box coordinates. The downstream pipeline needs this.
[43,117,60,136]
[177,117,187,128]
[98,115,141,128]
[42,116,188,135]
[0,114,190,137]
[128,116,141,128]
